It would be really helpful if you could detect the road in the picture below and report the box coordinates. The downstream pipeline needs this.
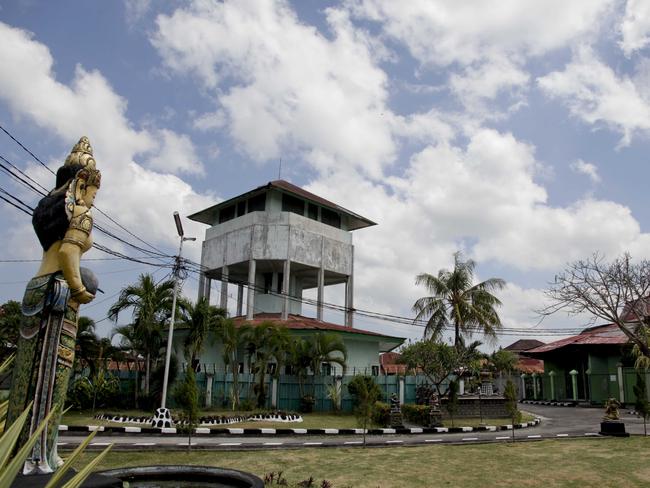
[58,404,648,451]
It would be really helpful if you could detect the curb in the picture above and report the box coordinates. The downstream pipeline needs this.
[521,400,575,407]
[59,418,541,436]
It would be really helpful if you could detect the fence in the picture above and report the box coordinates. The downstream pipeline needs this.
[108,370,437,413]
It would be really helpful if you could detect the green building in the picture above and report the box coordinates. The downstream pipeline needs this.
[525,323,649,406]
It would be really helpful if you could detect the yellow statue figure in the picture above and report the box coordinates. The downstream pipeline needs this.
[5,136,101,474]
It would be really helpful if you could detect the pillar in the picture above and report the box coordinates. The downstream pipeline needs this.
[271,377,278,409]
[532,373,538,400]
[246,259,256,320]
[236,284,244,317]
[520,374,527,400]
[281,260,291,320]
[617,363,625,403]
[549,371,556,401]
[220,265,229,311]
[317,267,324,321]
[399,377,405,405]
[205,373,214,408]
[569,369,578,401]
[198,273,211,303]
[459,379,465,395]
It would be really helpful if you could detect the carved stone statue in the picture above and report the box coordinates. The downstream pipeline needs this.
[603,397,621,421]
[429,392,442,427]
[5,137,101,474]
[389,393,404,428]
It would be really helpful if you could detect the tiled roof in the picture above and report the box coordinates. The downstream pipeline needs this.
[380,352,407,374]
[504,339,545,352]
[231,313,405,352]
[526,323,629,356]
[516,357,544,374]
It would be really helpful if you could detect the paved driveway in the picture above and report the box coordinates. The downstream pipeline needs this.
[58,404,647,451]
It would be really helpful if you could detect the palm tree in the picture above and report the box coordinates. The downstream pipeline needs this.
[413,252,505,346]
[76,316,100,376]
[243,322,291,408]
[179,297,225,368]
[217,318,246,410]
[308,332,347,380]
[108,274,176,395]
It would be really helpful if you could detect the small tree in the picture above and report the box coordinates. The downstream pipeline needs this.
[446,379,459,427]
[173,366,199,451]
[347,375,381,446]
[504,379,520,442]
[541,253,650,366]
[399,339,482,397]
[633,373,649,436]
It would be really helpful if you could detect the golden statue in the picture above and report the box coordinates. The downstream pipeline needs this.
[5,136,101,474]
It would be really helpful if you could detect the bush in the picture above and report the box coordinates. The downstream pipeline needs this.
[402,404,429,426]
[300,394,315,413]
[371,401,390,427]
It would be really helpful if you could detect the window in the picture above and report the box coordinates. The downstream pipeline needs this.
[307,203,318,220]
[248,193,266,212]
[285,364,294,375]
[266,363,277,375]
[219,204,235,223]
[263,272,273,294]
[277,272,284,293]
[321,208,341,228]
[321,363,332,376]
[236,200,246,217]
[237,362,244,373]
[282,194,304,215]
[371,365,379,376]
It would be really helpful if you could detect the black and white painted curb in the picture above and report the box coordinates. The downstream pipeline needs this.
[521,400,575,407]
[59,418,541,436]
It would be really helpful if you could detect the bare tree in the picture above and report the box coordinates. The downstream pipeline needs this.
[541,252,650,365]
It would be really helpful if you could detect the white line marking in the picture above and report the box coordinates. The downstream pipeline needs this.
[90,442,110,446]
[124,426,141,433]
[424,439,442,443]
[386,440,403,444]
[382,428,396,434]
[58,425,68,431]
[410,428,423,434]
[303,442,323,446]
[219,442,242,446]
[556,434,569,437]
[344,441,363,445]
[462,437,478,441]
[134,442,155,446]
[228,428,244,434]
[57,443,67,446]
[324,429,338,434]
[263,442,283,446]
[260,428,276,434]
[496,436,510,440]
[293,429,307,434]
[527,435,542,439]
[195,427,210,434]
[584,433,599,436]
[461,427,473,432]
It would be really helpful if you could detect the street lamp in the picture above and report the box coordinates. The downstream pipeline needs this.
[156,211,195,427]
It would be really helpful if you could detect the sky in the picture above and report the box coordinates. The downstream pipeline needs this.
[1,0,650,350]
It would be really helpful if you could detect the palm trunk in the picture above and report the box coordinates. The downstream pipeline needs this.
[232,365,240,410]
[145,352,151,396]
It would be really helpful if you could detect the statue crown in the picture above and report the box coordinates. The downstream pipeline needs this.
[64,136,96,170]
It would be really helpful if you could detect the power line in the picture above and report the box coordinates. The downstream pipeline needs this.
[0,123,54,175]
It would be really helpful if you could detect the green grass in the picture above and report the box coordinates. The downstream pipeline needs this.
[72,437,650,488]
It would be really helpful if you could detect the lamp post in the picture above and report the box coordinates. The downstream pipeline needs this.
[158,212,195,424]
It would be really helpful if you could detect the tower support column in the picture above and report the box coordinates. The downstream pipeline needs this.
[198,273,211,303]
[246,259,256,320]
[282,260,291,320]
[317,267,324,321]
[220,265,229,311]
[236,284,244,316]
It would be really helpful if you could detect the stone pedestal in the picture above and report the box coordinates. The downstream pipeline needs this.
[390,412,404,429]
[599,421,629,437]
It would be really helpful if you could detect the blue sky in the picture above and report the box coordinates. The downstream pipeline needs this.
[1,0,650,348]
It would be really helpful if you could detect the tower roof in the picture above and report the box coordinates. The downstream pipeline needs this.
[188,180,376,230]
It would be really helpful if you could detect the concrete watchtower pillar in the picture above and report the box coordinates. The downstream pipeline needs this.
[188,180,375,327]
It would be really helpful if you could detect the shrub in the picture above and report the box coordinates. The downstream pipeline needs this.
[371,401,390,427]
[402,404,429,426]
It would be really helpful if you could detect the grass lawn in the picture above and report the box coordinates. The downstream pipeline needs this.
[62,409,536,429]
[73,437,650,488]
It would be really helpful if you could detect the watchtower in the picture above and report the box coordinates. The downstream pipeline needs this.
[188,180,375,326]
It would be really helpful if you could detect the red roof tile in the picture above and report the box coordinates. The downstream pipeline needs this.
[527,323,629,355]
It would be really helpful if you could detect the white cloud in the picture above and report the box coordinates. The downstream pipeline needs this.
[570,159,601,183]
[620,0,650,56]
[151,0,395,178]
[538,47,650,145]
[193,110,226,132]
[347,0,614,67]
[146,129,204,175]
[124,0,151,25]
[0,21,214,258]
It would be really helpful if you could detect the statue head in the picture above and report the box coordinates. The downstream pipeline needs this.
[33,136,101,250]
